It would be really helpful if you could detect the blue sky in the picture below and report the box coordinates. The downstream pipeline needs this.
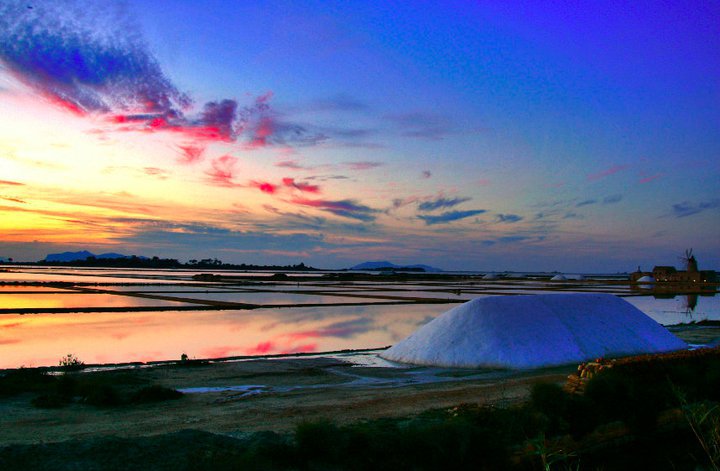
[0,0,718,271]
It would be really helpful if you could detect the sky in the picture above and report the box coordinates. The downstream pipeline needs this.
[0,0,718,272]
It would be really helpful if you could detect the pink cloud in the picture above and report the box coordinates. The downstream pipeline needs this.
[251,181,278,194]
[176,144,205,164]
[639,173,663,184]
[248,116,274,149]
[245,341,275,355]
[42,92,87,117]
[587,164,629,181]
[0,180,25,186]
[282,178,320,193]
[205,155,239,186]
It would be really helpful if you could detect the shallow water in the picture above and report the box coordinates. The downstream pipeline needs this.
[0,266,717,368]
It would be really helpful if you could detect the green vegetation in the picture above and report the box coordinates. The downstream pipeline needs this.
[0,367,182,409]
[2,349,720,469]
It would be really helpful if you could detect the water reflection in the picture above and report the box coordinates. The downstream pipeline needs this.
[0,304,445,368]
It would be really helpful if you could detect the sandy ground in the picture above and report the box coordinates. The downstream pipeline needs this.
[0,356,573,445]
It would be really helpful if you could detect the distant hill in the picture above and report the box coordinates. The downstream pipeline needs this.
[350,261,442,272]
[43,251,142,262]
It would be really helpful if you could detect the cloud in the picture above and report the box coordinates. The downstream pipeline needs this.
[307,94,368,113]
[418,197,471,212]
[0,2,189,116]
[671,199,720,218]
[497,236,530,243]
[1,196,26,204]
[0,180,24,186]
[345,161,383,171]
[587,164,629,181]
[143,167,169,179]
[276,160,307,170]
[639,174,662,184]
[576,199,597,207]
[245,341,275,355]
[0,4,321,151]
[176,144,205,164]
[205,155,239,186]
[251,181,277,194]
[602,194,623,204]
[385,112,450,140]
[418,209,486,225]
[290,197,379,222]
[496,214,523,223]
[282,178,320,193]
[421,170,432,179]
[563,212,583,219]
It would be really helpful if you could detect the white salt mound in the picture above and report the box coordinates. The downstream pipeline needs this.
[482,273,498,280]
[637,275,655,283]
[380,293,687,369]
[550,274,567,281]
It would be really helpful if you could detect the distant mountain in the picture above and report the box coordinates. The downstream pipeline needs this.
[350,261,443,272]
[96,252,130,259]
[44,251,96,262]
[43,251,140,262]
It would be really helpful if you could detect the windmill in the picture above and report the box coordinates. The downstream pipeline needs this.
[679,248,698,273]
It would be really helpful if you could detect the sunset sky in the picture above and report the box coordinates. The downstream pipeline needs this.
[1,1,718,272]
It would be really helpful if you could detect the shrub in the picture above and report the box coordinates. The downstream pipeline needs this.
[31,393,69,409]
[82,384,121,407]
[131,385,183,403]
[58,354,85,370]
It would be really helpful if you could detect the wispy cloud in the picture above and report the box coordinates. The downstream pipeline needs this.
[176,145,205,164]
[0,4,324,152]
[418,209,486,225]
[418,197,471,212]
[1,196,26,204]
[0,3,189,117]
[290,197,378,222]
[587,164,629,181]
[0,180,24,186]
[345,161,383,171]
[205,155,240,187]
[496,214,523,223]
[639,173,662,184]
[576,199,597,207]
[671,199,720,218]
[385,111,450,140]
[602,194,623,204]
[143,167,169,179]
[282,178,320,193]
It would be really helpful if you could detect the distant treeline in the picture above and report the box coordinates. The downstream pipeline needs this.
[34,257,319,271]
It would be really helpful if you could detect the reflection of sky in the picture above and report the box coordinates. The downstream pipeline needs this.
[626,295,720,325]
[0,304,444,368]
[0,293,190,309]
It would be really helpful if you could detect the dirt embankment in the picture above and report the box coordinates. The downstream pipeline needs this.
[0,357,572,445]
